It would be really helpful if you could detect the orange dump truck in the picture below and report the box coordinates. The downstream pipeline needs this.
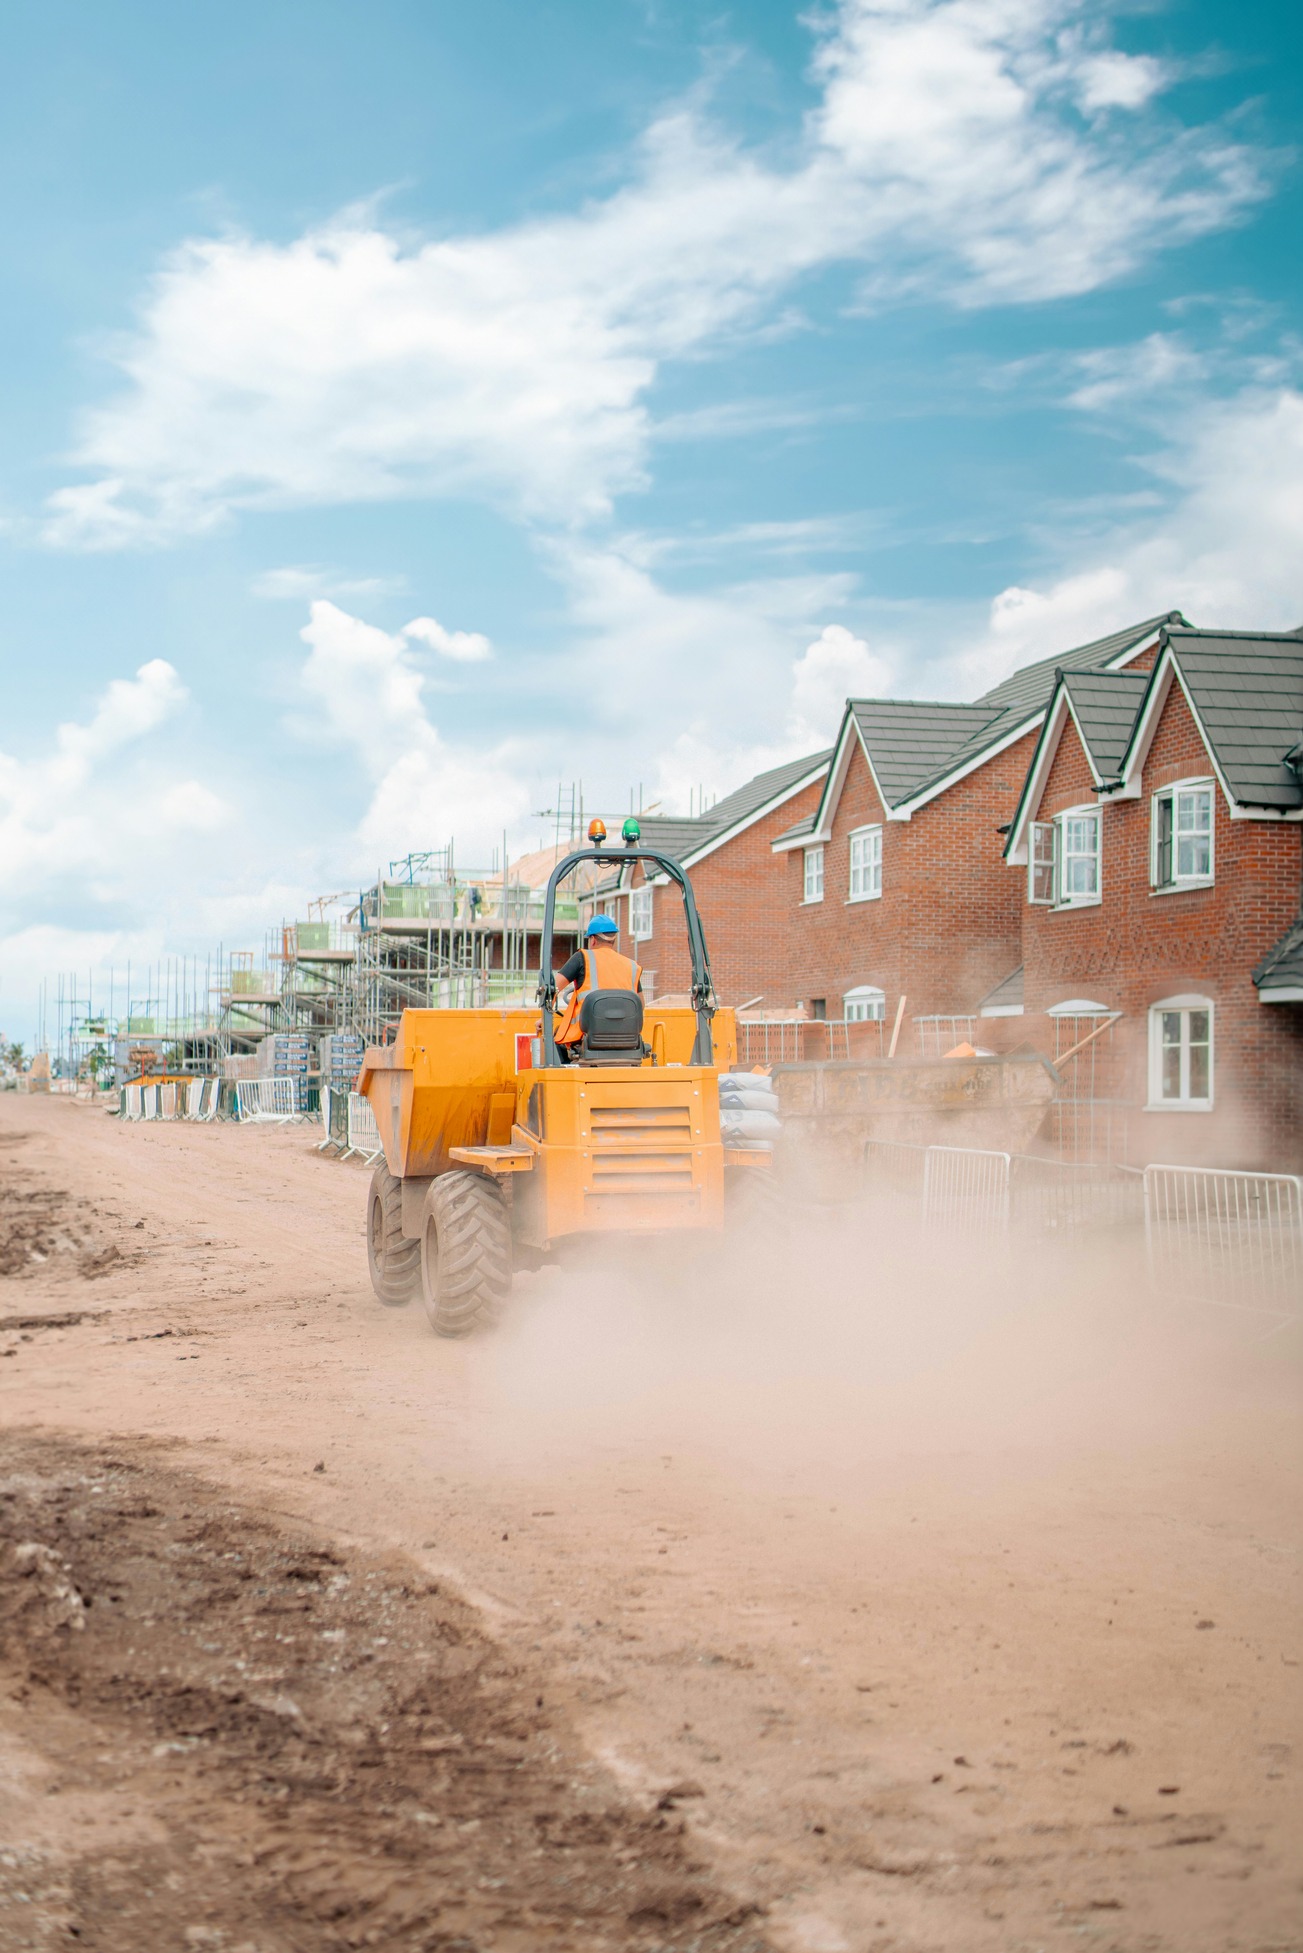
[357,820,768,1334]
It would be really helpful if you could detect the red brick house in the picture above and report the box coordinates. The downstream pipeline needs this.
[593,750,831,1006]
[768,615,1183,1032]
[1003,626,1303,1168]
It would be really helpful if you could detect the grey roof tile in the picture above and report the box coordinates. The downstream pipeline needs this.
[596,749,831,876]
[1062,670,1150,779]
[774,812,817,845]
[849,700,998,805]
[978,965,1024,1011]
[974,611,1183,717]
[1165,630,1303,811]
[851,613,1184,809]
[1254,913,1303,991]
[698,748,831,832]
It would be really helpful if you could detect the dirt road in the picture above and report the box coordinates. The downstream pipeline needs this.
[2,1095,1300,1952]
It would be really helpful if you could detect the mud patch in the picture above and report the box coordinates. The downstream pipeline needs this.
[0,1435,772,1952]
[0,1151,118,1279]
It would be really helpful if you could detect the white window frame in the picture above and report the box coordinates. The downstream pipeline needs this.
[1029,821,1056,905]
[1028,806,1101,909]
[843,985,885,1022]
[1057,805,1101,907]
[803,845,824,903]
[1146,994,1214,1112]
[1151,778,1215,891]
[629,883,654,942]
[848,824,883,902]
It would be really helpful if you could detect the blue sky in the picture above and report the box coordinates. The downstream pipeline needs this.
[1,0,1300,1040]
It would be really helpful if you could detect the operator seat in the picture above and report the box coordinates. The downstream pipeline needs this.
[576,988,646,1065]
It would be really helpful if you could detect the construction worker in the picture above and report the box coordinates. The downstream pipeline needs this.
[553,913,643,1057]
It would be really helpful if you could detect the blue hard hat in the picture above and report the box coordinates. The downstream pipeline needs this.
[586,913,619,937]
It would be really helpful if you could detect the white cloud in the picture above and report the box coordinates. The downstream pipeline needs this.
[252,564,405,603]
[44,0,1271,549]
[297,600,526,856]
[1073,49,1170,114]
[402,615,493,662]
[955,384,1303,691]
[789,624,893,744]
[1064,332,1211,413]
[0,660,234,927]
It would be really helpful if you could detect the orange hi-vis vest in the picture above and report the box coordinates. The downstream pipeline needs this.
[554,943,643,1046]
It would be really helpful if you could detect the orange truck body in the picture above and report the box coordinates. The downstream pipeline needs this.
[357,1005,742,1249]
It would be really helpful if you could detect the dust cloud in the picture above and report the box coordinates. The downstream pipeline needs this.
[473,1192,1281,1498]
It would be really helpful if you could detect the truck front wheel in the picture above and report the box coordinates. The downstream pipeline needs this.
[419,1171,512,1336]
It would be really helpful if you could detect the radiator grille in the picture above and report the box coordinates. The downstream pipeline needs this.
[589,1104,693,1144]
[591,1151,695,1192]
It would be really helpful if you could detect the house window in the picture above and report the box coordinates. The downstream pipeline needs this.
[630,884,653,942]
[1148,997,1213,1110]
[848,825,882,901]
[1027,808,1100,907]
[1153,781,1214,888]
[1060,809,1100,902]
[803,845,824,903]
[843,985,885,1022]
[810,998,827,1021]
[1029,822,1056,905]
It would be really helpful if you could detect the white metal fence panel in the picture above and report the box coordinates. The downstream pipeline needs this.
[738,1020,803,1066]
[738,1018,884,1065]
[922,1145,1010,1233]
[1144,1164,1303,1316]
[913,1015,977,1058]
[343,1090,383,1162]
[182,1077,220,1120]
[235,1077,299,1123]
[1010,1155,1145,1232]
[864,1139,929,1196]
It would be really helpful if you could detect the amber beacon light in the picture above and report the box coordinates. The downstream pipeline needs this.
[587,818,607,846]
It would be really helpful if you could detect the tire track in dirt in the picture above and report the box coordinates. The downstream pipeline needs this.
[0,1433,773,1953]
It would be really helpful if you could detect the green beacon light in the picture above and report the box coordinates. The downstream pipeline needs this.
[621,816,641,846]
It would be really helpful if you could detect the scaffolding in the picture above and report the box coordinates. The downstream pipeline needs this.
[276,914,359,1035]
[354,847,585,1046]
[36,821,601,1086]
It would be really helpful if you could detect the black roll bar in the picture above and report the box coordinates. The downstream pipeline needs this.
[535,845,716,1067]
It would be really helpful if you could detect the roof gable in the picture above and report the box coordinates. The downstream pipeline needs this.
[1161,631,1303,811]
[1061,670,1149,781]
[850,699,998,807]
[1120,629,1303,814]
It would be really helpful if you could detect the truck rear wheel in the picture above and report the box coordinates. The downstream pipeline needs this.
[366,1164,421,1306]
[420,1171,512,1336]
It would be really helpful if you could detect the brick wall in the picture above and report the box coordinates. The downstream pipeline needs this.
[1020,677,1303,1168]
[621,777,826,1008]
[783,730,1037,1019]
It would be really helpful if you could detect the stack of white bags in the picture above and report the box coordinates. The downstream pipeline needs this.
[718,1071,782,1149]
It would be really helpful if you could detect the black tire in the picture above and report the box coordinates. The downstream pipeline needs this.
[366,1164,421,1306]
[420,1171,512,1337]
